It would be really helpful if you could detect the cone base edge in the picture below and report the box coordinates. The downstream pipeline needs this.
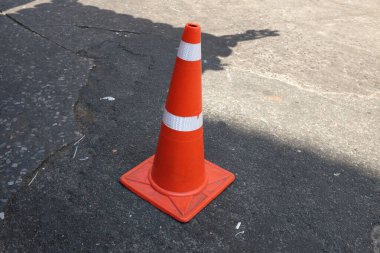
[119,155,235,223]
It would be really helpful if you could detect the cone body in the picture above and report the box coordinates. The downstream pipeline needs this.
[152,24,205,195]
[120,23,235,222]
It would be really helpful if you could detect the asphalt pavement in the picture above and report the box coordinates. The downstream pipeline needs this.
[0,0,379,252]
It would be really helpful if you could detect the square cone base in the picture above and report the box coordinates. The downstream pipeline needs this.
[119,155,235,222]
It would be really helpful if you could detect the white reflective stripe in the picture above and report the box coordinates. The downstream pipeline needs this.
[162,109,203,132]
[177,41,201,61]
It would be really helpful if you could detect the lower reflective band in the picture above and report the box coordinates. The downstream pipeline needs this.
[162,109,203,132]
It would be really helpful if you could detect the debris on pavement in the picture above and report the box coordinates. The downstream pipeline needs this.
[28,171,39,186]
[235,231,245,237]
[100,96,115,101]
[72,145,78,159]
[73,135,85,146]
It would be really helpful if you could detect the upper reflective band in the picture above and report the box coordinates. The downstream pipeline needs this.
[162,109,203,132]
[177,41,201,61]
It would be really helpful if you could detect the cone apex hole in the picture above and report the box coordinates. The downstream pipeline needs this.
[188,23,198,28]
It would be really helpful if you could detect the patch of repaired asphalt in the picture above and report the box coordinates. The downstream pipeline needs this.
[0,15,91,212]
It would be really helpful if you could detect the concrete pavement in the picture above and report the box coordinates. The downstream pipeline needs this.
[0,0,379,252]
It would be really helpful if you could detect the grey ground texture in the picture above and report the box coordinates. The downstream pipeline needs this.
[0,0,380,252]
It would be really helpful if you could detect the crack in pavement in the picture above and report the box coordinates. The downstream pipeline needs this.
[1,137,79,215]
[3,13,77,55]
[2,13,128,61]
[6,23,144,35]
[117,44,156,70]
[73,25,141,34]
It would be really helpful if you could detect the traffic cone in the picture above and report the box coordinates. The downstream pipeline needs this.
[120,23,235,222]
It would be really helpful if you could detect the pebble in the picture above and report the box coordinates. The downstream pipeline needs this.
[100,96,115,101]
[0,212,4,220]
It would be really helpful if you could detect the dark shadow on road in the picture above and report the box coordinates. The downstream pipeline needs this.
[0,0,279,212]
[4,0,279,73]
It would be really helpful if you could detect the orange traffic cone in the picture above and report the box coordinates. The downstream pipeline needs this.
[120,23,235,222]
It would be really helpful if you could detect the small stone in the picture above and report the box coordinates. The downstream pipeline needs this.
[11,163,18,168]
[7,181,14,186]
[112,149,118,154]
[100,96,115,101]
[0,212,4,220]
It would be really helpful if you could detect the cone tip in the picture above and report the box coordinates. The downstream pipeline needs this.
[182,22,201,44]
[186,22,200,28]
